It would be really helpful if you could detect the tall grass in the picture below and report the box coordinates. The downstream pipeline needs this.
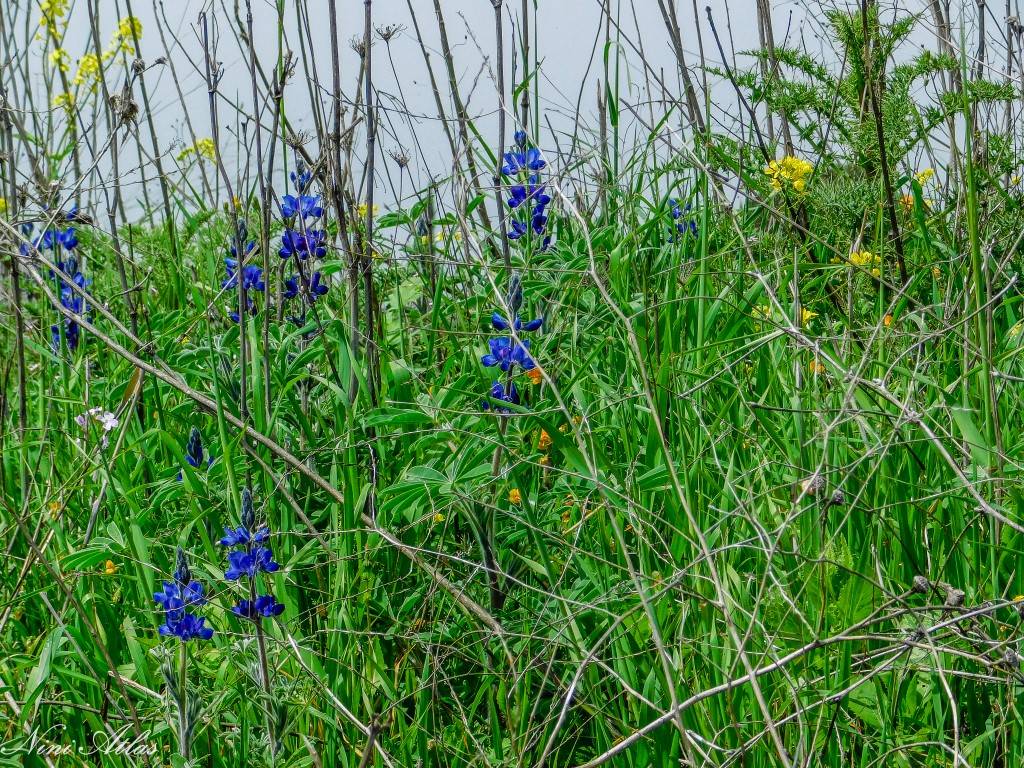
[2,1,1024,766]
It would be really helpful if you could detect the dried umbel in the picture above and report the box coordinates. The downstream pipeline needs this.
[110,91,139,125]
[388,148,410,168]
[376,24,404,42]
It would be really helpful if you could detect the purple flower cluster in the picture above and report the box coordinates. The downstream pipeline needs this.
[222,226,265,323]
[153,548,214,642]
[502,131,552,249]
[279,161,329,316]
[481,275,543,413]
[220,489,285,622]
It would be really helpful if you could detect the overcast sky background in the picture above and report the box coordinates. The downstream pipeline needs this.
[30,1,979,213]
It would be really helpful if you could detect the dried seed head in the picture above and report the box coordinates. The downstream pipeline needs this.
[285,130,310,150]
[911,575,931,594]
[110,91,139,125]
[388,147,410,168]
[350,36,366,56]
[131,58,145,76]
[799,473,825,497]
[376,24,404,42]
[944,587,965,608]
[828,489,845,506]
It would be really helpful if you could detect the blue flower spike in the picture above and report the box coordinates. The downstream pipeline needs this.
[153,547,214,641]
[219,488,285,624]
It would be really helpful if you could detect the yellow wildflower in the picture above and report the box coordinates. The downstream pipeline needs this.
[914,168,934,186]
[0,198,6,215]
[73,53,102,91]
[808,359,826,376]
[38,0,69,39]
[539,455,550,467]
[196,138,216,161]
[883,314,893,327]
[899,194,915,213]
[432,512,445,524]
[435,229,462,243]
[764,156,813,194]
[103,559,117,576]
[871,267,881,278]
[357,202,380,219]
[538,429,552,450]
[179,138,216,162]
[1012,175,1022,186]
[52,91,74,111]
[932,266,942,280]
[800,307,817,327]
[49,47,70,72]
[508,489,522,504]
[114,16,142,52]
[526,368,542,385]
[849,250,877,268]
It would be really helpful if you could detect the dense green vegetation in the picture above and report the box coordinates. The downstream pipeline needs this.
[3,1,1024,766]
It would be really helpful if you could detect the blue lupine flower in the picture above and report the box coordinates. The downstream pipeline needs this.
[219,524,270,547]
[154,579,207,612]
[278,229,306,260]
[291,166,312,193]
[668,198,698,239]
[177,426,213,480]
[482,282,541,373]
[283,275,299,301]
[482,336,535,371]
[281,194,324,220]
[502,139,552,243]
[229,296,258,324]
[482,380,520,413]
[508,220,528,240]
[232,595,285,620]
[223,258,266,292]
[159,612,214,641]
[225,547,280,580]
[303,229,328,258]
[184,427,207,468]
[502,147,546,176]
[491,312,543,333]
[305,271,328,303]
[507,180,550,210]
[229,239,256,260]
[50,255,89,353]
[154,547,213,642]
[220,489,286,622]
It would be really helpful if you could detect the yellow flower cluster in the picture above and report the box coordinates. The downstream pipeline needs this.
[73,53,101,90]
[508,488,522,504]
[49,47,70,72]
[764,156,814,193]
[53,91,74,111]
[357,202,380,219]
[110,16,142,55]
[914,168,934,186]
[178,138,217,162]
[850,250,882,277]
[38,0,69,40]
[0,197,7,215]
